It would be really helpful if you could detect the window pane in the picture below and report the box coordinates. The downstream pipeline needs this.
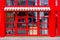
[18,30,26,34]
[18,18,25,22]
[11,12,15,17]
[44,12,48,16]
[28,23,33,27]
[6,12,15,17]
[40,12,48,23]
[28,0,37,6]
[6,12,11,17]
[28,12,33,16]
[28,18,33,23]
[6,29,15,34]
[17,12,26,16]
[28,12,37,29]
[6,24,10,28]
[40,30,48,35]
[6,23,14,28]
[6,18,10,22]
[28,12,37,23]
[10,18,14,22]
[40,0,48,6]
[18,0,26,6]
[6,13,15,22]
[28,30,37,35]
[40,24,48,28]
[45,30,48,34]
[40,30,45,34]
[40,12,48,28]
[6,0,10,6]
[6,0,14,6]
[17,23,26,28]
[10,24,14,28]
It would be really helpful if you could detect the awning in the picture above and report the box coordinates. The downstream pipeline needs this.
[4,7,50,11]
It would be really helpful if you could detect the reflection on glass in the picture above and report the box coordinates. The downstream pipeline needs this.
[17,23,26,28]
[6,17,14,22]
[40,0,48,6]
[28,0,37,6]
[28,23,37,27]
[28,18,32,23]
[17,12,26,16]
[6,0,14,6]
[11,12,15,17]
[40,12,48,23]
[18,30,26,34]
[44,12,48,16]
[28,12,33,16]
[6,24,14,28]
[28,23,32,27]
[40,24,48,28]
[28,12,37,23]
[10,18,14,22]
[6,24,10,28]
[6,18,10,22]
[18,0,26,6]
[6,29,15,34]
[10,24,14,28]
[6,13,11,17]
[18,18,25,22]
[40,30,48,34]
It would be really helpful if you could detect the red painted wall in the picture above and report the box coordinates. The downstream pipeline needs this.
[57,0,60,36]
[0,0,6,37]
[49,0,56,37]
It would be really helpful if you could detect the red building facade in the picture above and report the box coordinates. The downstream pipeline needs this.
[0,0,60,37]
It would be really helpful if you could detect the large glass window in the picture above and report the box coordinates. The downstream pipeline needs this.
[40,0,48,6]
[6,0,14,6]
[6,12,49,36]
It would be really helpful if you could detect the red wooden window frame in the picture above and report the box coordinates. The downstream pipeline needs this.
[5,11,49,36]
